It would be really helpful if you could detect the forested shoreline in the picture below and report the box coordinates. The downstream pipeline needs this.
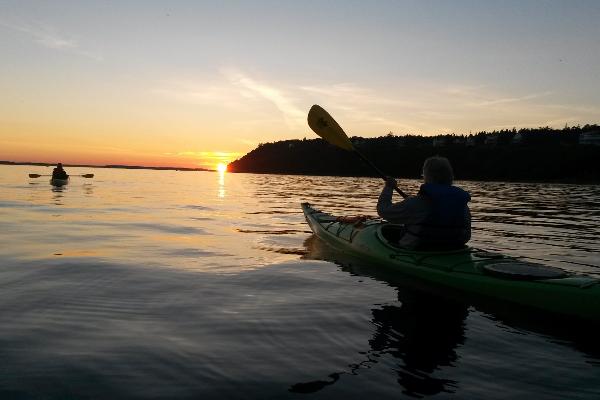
[228,125,600,183]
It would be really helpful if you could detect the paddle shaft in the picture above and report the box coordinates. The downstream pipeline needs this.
[30,174,64,177]
[29,174,94,178]
[353,149,408,198]
[307,105,409,199]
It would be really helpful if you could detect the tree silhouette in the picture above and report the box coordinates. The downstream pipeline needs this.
[228,125,600,182]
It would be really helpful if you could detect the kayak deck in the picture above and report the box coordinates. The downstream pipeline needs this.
[302,202,600,322]
[50,177,69,186]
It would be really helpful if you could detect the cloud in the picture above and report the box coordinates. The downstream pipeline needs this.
[164,151,242,163]
[155,70,309,131]
[486,116,582,131]
[222,69,306,130]
[468,91,553,107]
[35,34,77,49]
[154,68,598,138]
[0,18,102,61]
[297,80,597,135]
[153,80,247,106]
[299,82,427,133]
[442,84,488,97]
[300,83,411,108]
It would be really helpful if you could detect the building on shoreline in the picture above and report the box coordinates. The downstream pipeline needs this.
[579,131,600,146]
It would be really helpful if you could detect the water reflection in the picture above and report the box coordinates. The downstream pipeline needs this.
[290,299,466,396]
[369,298,465,397]
[218,170,226,198]
[294,236,467,396]
[299,234,600,395]
[51,185,66,205]
[2,166,600,398]
[83,183,94,196]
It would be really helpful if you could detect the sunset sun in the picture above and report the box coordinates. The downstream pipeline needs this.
[217,163,227,173]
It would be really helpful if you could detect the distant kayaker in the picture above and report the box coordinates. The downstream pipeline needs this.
[52,163,69,180]
[377,156,471,250]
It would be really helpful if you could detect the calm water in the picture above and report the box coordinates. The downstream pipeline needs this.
[0,164,599,399]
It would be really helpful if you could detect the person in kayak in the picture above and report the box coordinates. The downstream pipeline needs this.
[377,156,471,250]
[52,163,69,180]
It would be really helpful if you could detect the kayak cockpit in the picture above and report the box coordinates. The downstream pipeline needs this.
[377,224,469,253]
[378,224,405,246]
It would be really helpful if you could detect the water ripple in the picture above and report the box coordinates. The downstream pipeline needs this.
[1,166,599,399]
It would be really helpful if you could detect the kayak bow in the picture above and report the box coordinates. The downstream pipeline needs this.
[302,202,600,322]
[50,177,69,186]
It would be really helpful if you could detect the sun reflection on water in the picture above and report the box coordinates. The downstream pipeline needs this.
[218,169,226,198]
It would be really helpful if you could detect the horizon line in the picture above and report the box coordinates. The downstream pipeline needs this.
[0,160,218,172]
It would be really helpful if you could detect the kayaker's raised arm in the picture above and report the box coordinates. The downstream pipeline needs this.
[377,184,427,224]
[376,178,396,216]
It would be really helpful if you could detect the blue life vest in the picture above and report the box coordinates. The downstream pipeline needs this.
[408,183,471,249]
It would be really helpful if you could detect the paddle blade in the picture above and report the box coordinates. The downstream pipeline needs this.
[81,174,94,178]
[28,174,42,178]
[307,105,354,151]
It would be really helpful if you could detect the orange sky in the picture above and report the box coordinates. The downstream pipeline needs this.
[2,2,599,169]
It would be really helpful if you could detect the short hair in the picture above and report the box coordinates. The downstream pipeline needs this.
[422,156,454,184]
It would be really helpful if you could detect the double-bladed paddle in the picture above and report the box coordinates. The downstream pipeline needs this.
[307,104,407,198]
[29,173,94,178]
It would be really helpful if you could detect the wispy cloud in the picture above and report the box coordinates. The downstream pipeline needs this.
[222,69,306,130]
[154,67,596,138]
[299,83,421,132]
[300,83,412,108]
[153,80,249,106]
[164,151,242,163]
[485,116,582,131]
[297,81,593,134]
[468,91,553,107]
[154,70,309,131]
[0,18,102,61]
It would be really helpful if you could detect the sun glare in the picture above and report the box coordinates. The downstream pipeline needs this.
[217,163,227,173]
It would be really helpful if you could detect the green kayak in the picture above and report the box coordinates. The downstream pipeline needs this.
[50,177,69,186]
[302,202,600,322]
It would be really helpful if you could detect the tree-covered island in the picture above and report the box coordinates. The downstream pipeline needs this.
[228,125,600,183]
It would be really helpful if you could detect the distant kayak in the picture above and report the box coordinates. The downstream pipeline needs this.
[302,202,600,322]
[50,177,69,186]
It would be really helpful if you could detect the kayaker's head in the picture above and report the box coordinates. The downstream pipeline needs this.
[57,163,63,169]
[422,156,454,185]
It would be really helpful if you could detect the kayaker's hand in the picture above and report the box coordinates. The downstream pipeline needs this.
[384,176,398,189]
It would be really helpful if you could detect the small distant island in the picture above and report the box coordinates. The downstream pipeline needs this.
[228,125,600,183]
[0,161,213,172]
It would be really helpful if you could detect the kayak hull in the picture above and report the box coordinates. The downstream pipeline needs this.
[50,177,69,186]
[302,202,600,322]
